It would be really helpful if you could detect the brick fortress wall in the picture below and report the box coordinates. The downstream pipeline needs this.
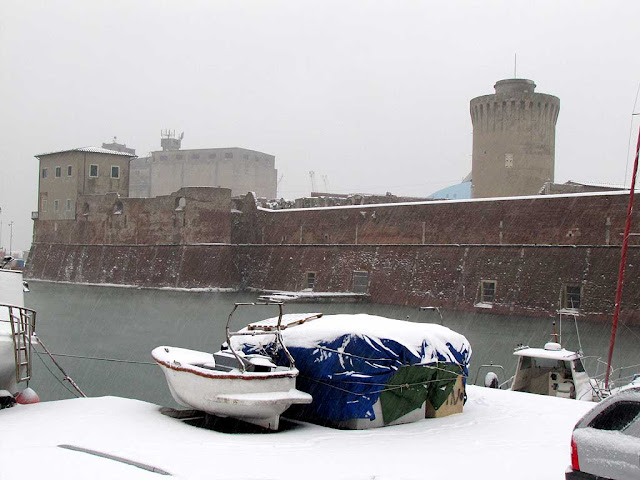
[25,190,640,323]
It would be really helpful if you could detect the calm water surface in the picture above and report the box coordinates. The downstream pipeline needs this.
[24,281,640,407]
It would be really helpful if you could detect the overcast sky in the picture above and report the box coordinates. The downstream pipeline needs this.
[2,1,640,251]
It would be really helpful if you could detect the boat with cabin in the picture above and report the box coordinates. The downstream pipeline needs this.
[152,302,312,430]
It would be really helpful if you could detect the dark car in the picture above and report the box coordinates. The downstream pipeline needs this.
[566,385,640,480]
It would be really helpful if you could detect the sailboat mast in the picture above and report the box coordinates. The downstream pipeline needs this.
[605,126,640,389]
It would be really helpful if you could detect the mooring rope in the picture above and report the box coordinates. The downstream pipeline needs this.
[33,335,87,398]
[40,352,155,365]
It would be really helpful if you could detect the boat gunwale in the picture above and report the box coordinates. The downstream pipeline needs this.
[152,354,299,381]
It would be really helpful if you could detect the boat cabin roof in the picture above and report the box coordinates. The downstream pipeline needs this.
[514,347,580,361]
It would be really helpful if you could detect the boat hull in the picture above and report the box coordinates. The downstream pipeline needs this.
[152,346,311,430]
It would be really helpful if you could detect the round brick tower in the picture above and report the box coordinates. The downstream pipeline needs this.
[470,78,560,198]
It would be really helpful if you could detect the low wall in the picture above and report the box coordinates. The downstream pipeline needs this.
[25,242,640,324]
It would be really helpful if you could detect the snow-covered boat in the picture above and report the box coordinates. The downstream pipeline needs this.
[480,318,602,401]
[0,262,38,407]
[232,313,472,429]
[152,302,312,430]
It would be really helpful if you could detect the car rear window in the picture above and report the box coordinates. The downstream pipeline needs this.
[589,401,640,431]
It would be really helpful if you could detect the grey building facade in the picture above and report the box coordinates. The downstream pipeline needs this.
[130,147,278,199]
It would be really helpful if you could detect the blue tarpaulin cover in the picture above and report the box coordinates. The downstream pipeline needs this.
[232,314,472,426]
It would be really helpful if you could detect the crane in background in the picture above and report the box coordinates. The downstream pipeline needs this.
[309,171,317,193]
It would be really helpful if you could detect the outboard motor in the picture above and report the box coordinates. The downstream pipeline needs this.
[485,372,500,389]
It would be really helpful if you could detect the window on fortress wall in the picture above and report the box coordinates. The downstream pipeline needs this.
[480,280,496,304]
[353,271,369,294]
[54,200,59,211]
[89,164,98,177]
[113,201,123,215]
[67,165,73,176]
[304,272,316,290]
[225,152,233,159]
[175,197,186,211]
[42,168,48,178]
[111,166,120,179]
[42,200,47,212]
[562,285,582,310]
[55,166,61,177]
[82,203,89,217]
[66,199,72,211]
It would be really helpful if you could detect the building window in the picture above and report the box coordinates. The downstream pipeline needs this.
[191,154,200,159]
[66,199,72,211]
[55,166,61,177]
[304,272,316,290]
[563,285,582,310]
[353,271,369,293]
[67,165,73,176]
[113,201,123,215]
[225,152,233,159]
[479,280,497,304]
[111,166,120,179]
[54,200,59,211]
[209,153,216,159]
[42,168,48,178]
[89,164,99,177]
[42,200,48,212]
[243,153,249,160]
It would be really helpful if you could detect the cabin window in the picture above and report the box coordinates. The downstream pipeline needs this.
[573,358,585,373]
[563,285,581,310]
[111,166,120,179]
[304,272,316,290]
[42,168,48,178]
[55,166,61,177]
[67,165,73,176]
[353,271,369,293]
[89,164,99,177]
[480,280,497,304]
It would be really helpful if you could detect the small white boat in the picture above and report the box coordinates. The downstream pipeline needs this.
[479,317,604,401]
[509,342,593,401]
[152,303,312,430]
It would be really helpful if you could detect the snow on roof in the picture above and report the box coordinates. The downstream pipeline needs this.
[513,346,580,360]
[36,146,136,158]
[259,189,634,213]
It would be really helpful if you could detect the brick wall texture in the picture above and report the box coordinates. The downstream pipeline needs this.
[25,190,640,323]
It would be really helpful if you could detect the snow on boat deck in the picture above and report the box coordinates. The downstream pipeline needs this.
[0,386,592,479]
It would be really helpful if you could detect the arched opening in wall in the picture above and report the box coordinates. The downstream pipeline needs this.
[175,197,186,211]
[82,203,90,217]
[113,201,123,215]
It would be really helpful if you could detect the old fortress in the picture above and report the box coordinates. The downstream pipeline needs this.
[26,79,640,324]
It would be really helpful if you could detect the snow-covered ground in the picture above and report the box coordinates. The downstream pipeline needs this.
[0,386,593,479]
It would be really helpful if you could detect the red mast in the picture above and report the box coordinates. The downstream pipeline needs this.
[605,126,640,389]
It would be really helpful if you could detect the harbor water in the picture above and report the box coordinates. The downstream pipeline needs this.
[25,281,640,407]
